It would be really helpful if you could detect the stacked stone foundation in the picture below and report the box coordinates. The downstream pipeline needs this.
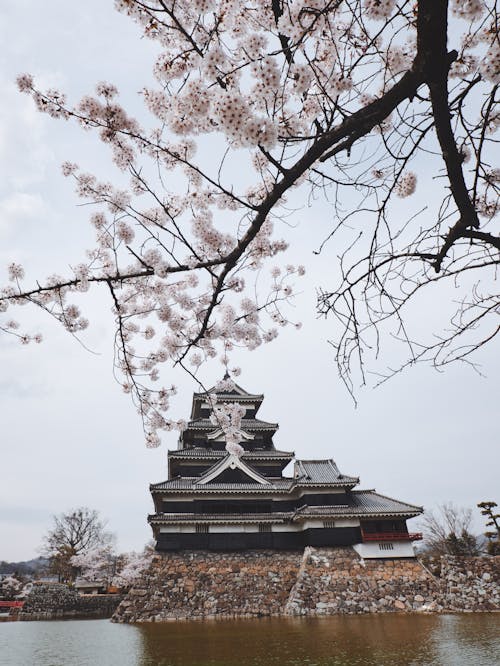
[21,583,123,620]
[112,548,500,623]
[285,547,439,615]
[114,550,303,623]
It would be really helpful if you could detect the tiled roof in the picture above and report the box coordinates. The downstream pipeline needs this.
[149,491,421,525]
[150,489,421,523]
[149,512,290,524]
[186,418,278,431]
[151,461,359,493]
[150,478,295,493]
[295,492,421,518]
[349,490,422,515]
[151,453,421,518]
[193,382,264,401]
[169,449,294,459]
[294,459,358,485]
[194,393,263,402]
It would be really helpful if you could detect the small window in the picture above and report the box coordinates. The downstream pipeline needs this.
[323,521,335,529]
[259,523,272,533]
[196,524,209,534]
[379,543,394,551]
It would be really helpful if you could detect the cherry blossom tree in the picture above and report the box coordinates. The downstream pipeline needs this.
[71,545,122,585]
[0,576,24,600]
[112,546,154,589]
[1,0,498,443]
[71,544,152,588]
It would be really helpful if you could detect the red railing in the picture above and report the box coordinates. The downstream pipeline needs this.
[361,532,422,542]
[0,601,24,608]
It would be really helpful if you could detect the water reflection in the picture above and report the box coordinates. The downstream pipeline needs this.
[0,614,498,666]
[429,614,500,666]
[137,614,500,666]
[0,619,143,666]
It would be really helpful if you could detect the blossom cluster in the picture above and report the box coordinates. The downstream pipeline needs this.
[3,0,498,446]
[71,546,152,587]
[209,389,247,456]
[395,171,417,199]
[113,549,153,587]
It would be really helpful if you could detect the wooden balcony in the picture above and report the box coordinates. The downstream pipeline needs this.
[361,531,423,542]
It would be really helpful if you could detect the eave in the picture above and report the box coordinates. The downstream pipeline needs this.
[148,506,421,524]
[148,512,289,525]
[149,480,357,495]
[185,418,278,432]
[168,449,295,461]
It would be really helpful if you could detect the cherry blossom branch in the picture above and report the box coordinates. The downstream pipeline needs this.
[3,0,498,443]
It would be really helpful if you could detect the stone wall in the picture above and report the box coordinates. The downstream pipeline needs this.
[21,583,122,620]
[113,550,302,623]
[440,555,499,612]
[284,547,439,615]
[112,548,500,623]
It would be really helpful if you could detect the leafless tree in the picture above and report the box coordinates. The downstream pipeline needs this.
[42,507,114,582]
[421,502,479,556]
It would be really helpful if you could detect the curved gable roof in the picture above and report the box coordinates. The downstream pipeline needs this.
[195,454,271,485]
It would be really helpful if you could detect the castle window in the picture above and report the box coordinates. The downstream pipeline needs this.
[379,543,394,551]
[195,524,209,534]
[258,523,272,533]
[323,521,335,529]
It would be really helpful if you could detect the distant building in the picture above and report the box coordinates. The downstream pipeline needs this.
[149,382,422,558]
[74,579,107,595]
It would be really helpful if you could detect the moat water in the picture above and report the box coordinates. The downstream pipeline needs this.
[0,614,499,666]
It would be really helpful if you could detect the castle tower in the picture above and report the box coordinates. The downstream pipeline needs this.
[148,381,422,557]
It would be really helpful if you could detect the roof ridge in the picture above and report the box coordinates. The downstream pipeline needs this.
[296,458,336,463]
[252,416,276,422]
[187,416,277,424]
[194,382,264,398]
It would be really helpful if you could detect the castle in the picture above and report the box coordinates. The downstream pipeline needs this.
[148,380,422,558]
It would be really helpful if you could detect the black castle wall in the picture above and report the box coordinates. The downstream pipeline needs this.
[156,527,361,551]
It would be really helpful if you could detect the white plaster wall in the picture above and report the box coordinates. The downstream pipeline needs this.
[160,519,361,534]
[210,524,259,533]
[353,541,416,559]
[329,518,360,527]
[272,522,309,532]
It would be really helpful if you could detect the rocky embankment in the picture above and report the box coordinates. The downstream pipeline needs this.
[439,556,499,612]
[112,548,499,623]
[284,548,438,615]
[285,549,499,615]
[21,584,122,620]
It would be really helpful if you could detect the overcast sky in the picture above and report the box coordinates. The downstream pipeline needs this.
[1,1,498,562]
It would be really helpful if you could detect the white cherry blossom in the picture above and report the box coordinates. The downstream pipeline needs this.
[2,1,498,444]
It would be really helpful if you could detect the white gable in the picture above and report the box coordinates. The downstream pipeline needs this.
[196,454,270,485]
